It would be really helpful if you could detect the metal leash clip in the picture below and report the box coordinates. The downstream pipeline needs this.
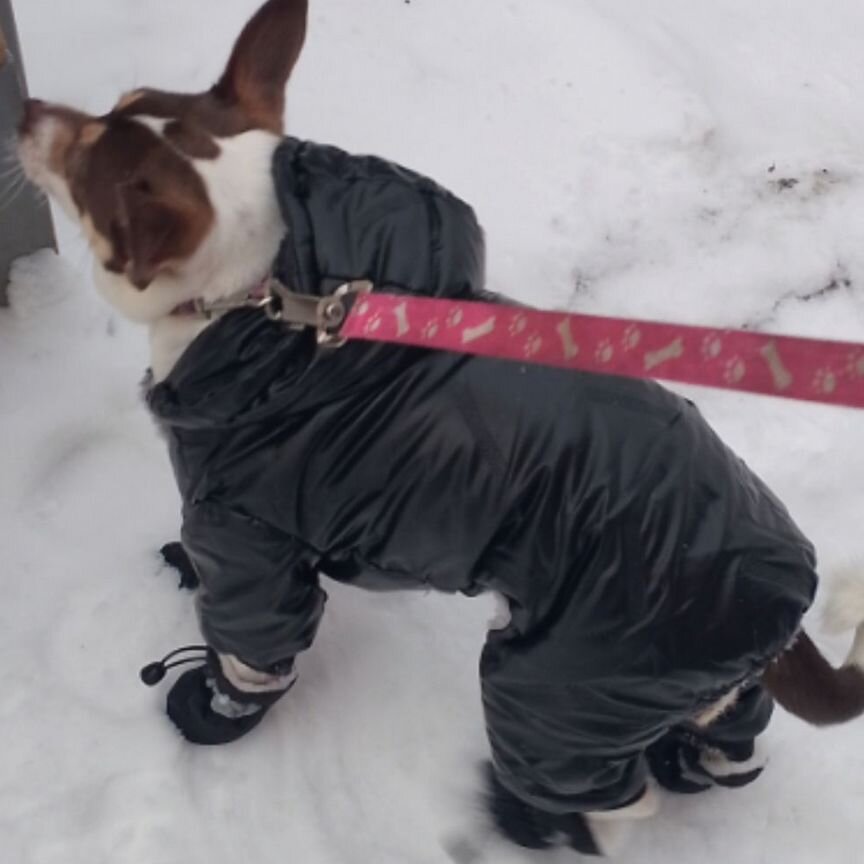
[264,279,373,348]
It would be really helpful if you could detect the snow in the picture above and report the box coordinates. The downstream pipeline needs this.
[2,1,864,862]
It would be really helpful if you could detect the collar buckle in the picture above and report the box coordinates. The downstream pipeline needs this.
[266,279,372,348]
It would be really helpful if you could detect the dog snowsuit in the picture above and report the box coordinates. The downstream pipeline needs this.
[148,138,817,815]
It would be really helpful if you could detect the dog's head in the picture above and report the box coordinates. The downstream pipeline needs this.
[17,0,307,320]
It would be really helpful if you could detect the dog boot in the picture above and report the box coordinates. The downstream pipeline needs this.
[484,763,604,854]
[485,763,562,850]
[689,739,765,789]
[160,541,200,590]
[647,729,764,793]
[646,732,713,794]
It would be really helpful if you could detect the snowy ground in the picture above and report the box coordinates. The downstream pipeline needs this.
[2,1,864,862]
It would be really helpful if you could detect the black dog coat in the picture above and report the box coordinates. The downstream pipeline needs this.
[148,138,817,812]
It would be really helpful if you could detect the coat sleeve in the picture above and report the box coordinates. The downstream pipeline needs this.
[180,502,327,672]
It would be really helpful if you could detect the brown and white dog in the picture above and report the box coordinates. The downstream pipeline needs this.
[17,0,307,383]
[15,0,864,841]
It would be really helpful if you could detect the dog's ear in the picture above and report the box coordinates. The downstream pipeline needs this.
[212,0,308,133]
[113,181,214,290]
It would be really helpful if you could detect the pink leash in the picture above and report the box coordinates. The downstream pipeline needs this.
[333,290,864,410]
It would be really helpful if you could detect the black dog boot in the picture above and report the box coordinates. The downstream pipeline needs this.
[484,763,602,855]
[647,729,765,793]
[646,732,713,794]
[649,684,772,793]
[692,739,766,789]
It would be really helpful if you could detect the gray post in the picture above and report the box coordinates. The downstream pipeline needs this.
[0,0,55,305]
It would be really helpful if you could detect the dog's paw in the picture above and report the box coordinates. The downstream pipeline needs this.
[645,735,713,794]
[696,743,766,789]
[159,542,200,590]
[647,733,765,793]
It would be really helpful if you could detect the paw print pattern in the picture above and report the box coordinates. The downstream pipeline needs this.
[364,314,383,335]
[509,314,528,336]
[622,326,642,352]
[813,368,837,395]
[447,309,464,329]
[356,301,371,317]
[595,340,614,364]
[524,335,543,358]
[422,319,440,340]
[724,357,746,384]
[848,353,864,378]
[702,335,723,360]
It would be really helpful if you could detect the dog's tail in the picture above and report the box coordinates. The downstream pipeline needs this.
[762,568,864,726]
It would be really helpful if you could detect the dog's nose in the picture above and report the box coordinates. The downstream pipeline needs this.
[18,99,47,136]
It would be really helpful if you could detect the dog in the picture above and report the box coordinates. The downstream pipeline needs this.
[17,0,864,855]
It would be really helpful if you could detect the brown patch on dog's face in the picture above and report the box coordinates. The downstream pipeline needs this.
[79,115,214,289]
[75,118,215,289]
[18,103,215,289]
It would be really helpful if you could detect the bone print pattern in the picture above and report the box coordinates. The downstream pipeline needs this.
[340,293,864,409]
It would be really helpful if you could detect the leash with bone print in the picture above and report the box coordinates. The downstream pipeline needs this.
[263,279,864,410]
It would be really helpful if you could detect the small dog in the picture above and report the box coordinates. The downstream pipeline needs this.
[17,0,864,855]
